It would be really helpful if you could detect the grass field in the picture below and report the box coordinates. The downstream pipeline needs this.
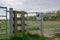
[0,33,52,40]
[0,20,60,39]
[0,20,60,30]
[27,21,60,28]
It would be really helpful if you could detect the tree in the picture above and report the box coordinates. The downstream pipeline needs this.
[56,10,60,17]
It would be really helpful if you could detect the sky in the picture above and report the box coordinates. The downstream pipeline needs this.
[0,0,60,12]
[0,0,60,19]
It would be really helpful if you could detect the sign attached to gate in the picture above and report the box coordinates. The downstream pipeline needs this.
[36,12,42,20]
[36,12,44,35]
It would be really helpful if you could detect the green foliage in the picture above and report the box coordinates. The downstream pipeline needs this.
[56,10,60,17]
[10,33,51,40]
[0,33,52,40]
[54,33,60,38]
[0,38,10,40]
[26,27,40,30]
[26,16,36,20]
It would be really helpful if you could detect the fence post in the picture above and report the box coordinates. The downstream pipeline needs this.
[21,12,25,33]
[9,8,14,37]
[14,12,17,34]
[40,13,44,35]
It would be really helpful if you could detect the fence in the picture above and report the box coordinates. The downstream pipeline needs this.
[10,9,27,37]
[0,7,8,39]
[26,12,60,37]
[0,7,60,39]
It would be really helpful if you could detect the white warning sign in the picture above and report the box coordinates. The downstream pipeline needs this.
[36,12,43,20]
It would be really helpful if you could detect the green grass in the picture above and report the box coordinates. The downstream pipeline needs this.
[0,20,60,40]
[0,20,60,32]
[0,20,60,28]
[28,21,60,28]
[53,33,60,38]
[26,27,40,30]
[0,33,52,40]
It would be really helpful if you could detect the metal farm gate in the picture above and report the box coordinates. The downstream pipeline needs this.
[0,7,8,39]
[26,12,44,35]
[26,12,60,37]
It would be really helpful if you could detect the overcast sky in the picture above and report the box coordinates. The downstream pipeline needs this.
[0,0,60,12]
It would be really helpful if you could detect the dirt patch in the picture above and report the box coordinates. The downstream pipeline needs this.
[29,28,60,37]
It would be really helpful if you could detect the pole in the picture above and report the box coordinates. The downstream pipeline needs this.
[9,8,14,37]
[21,12,25,33]
[40,13,44,35]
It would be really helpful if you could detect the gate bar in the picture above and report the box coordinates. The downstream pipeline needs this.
[0,6,7,9]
